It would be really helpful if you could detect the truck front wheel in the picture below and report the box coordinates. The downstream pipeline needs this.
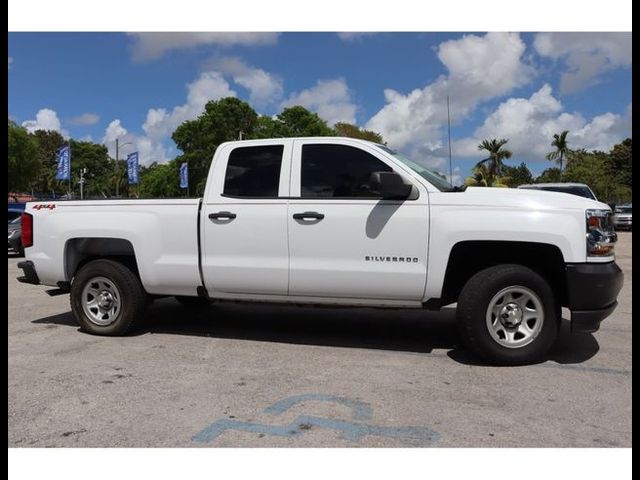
[70,259,148,336]
[456,264,559,365]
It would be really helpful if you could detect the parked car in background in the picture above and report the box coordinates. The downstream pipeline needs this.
[612,204,632,231]
[8,206,24,223]
[8,216,23,256]
[517,183,598,201]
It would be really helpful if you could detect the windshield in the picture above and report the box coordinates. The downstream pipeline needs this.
[376,145,454,192]
[615,207,632,214]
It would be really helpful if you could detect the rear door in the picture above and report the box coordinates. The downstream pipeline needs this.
[201,141,292,296]
[287,139,429,301]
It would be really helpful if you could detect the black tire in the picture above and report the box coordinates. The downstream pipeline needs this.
[70,259,148,335]
[456,264,559,366]
[174,295,213,308]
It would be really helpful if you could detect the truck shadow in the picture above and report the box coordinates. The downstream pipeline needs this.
[32,299,599,366]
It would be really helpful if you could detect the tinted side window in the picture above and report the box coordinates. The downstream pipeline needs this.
[301,144,392,198]
[223,145,284,198]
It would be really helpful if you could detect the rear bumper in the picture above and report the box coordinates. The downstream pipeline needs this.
[17,260,40,285]
[566,262,623,333]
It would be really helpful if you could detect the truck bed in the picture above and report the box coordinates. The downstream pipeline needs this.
[25,198,203,296]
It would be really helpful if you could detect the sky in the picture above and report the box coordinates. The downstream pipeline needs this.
[7,32,632,183]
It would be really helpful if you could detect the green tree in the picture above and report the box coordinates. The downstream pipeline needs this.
[536,167,562,183]
[32,129,65,196]
[545,130,570,172]
[474,138,512,186]
[172,97,259,196]
[464,163,509,187]
[251,115,284,139]
[138,161,181,198]
[334,122,384,143]
[67,140,114,198]
[563,149,631,203]
[606,138,632,190]
[273,106,335,137]
[8,120,41,192]
[502,162,534,187]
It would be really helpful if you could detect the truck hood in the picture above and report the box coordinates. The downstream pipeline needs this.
[429,186,610,211]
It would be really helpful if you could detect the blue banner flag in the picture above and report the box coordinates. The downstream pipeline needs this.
[127,152,139,185]
[55,144,71,181]
[180,162,188,189]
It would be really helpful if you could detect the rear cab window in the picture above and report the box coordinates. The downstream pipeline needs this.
[223,145,284,198]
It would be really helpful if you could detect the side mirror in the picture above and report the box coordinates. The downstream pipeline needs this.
[369,171,412,200]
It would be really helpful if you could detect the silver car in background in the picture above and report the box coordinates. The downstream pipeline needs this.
[613,204,632,231]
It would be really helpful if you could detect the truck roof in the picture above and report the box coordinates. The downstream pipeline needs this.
[219,137,382,147]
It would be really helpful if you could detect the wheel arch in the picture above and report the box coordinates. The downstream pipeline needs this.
[439,240,566,308]
[64,237,141,282]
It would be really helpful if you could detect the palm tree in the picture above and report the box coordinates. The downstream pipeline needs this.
[475,138,512,186]
[464,163,509,188]
[545,130,570,172]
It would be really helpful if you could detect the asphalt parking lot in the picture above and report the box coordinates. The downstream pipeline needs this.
[8,233,632,447]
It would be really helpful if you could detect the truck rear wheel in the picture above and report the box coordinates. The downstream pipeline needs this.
[70,259,148,336]
[456,264,559,365]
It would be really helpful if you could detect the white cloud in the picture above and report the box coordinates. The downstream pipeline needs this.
[337,32,376,41]
[366,32,533,149]
[128,32,279,61]
[142,71,236,142]
[21,108,69,138]
[103,71,237,166]
[67,112,100,126]
[282,78,356,125]
[533,33,632,94]
[453,84,631,161]
[103,119,128,143]
[102,119,169,167]
[8,57,13,69]
[204,57,283,105]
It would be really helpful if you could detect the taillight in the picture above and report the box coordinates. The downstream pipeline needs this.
[21,212,33,248]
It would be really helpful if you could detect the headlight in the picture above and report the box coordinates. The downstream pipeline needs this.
[586,209,616,257]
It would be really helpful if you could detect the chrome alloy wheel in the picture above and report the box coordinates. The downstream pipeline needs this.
[81,276,122,326]
[486,285,544,349]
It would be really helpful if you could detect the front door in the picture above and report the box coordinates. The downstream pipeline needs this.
[287,140,429,301]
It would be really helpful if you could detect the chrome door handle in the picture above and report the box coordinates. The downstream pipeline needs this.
[209,211,237,220]
[292,211,325,220]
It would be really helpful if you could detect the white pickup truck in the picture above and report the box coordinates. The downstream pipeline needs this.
[17,137,623,365]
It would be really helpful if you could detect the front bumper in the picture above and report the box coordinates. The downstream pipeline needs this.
[566,262,623,333]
